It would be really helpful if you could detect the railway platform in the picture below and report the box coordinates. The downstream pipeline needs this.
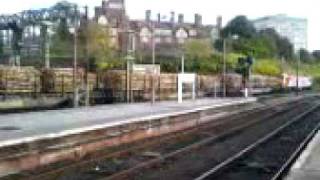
[0,97,256,176]
[0,98,255,147]
[286,132,320,180]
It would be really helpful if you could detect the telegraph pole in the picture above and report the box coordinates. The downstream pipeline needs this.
[84,6,90,106]
[73,5,79,108]
[296,50,301,95]
[151,24,156,104]
[181,54,185,74]
[45,30,51,69]
[223,39,227,98]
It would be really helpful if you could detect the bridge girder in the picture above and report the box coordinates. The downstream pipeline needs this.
[0,2,82,66]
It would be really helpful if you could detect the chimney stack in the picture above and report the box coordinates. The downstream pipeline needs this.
[178,14,184,24]
[102,0,107,8]
[146,10,151,22]
[217,16,222,30]
[170,11,175,24]
[157,13,161,23]
[195,13,202,27]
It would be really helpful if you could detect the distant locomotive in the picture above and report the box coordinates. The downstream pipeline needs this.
[224,73,313,96]
[283,74,313,89]
[224,74,283,96]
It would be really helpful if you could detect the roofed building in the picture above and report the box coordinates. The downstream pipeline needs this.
[94,0,129,52]
[94,0,222,57]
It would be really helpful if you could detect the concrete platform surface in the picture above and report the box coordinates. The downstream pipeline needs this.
[0,98,255,148]
[286,132,320,180]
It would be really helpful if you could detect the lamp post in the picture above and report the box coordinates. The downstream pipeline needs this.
[223,39,227,98]
[84,6,90,107]
[222,35,238,98]
[72,5,79,108]
[151,23,156,104]
[296,50,301,95]
[123,30,136,103]
[126,54,134,103]
[181,53,185,74]
[41,21,53,69]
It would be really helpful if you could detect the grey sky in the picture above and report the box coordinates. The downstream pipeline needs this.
[0,0,318,50]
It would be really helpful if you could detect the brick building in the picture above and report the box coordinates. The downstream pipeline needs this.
[94,0,222,57]
[94,0,129,52]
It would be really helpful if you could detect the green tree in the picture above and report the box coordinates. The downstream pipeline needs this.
[56,18,72,40]
[81,21,117,71]
[0,38,3,56]
[260,28,294,59]
[312,50,320,60]
[218,15,262,56]
[299,49,313,62]
[277,37,294,60]
[183,39,213,72]
[222,15,256,38]
[218,17,294,60]
[50,18,73,57]
[232,37,275,58]
[184,39,213,60]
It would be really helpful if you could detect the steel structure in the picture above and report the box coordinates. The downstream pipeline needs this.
[0,2,81,66]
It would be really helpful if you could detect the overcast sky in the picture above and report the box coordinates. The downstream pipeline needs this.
[0,0,318,50]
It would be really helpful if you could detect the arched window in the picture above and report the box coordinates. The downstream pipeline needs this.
[140,27,152,43]
[176,28,188,44]
[98,16,108,26]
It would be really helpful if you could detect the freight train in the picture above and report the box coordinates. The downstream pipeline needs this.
[225,73,313,96]
[283,73,313,89]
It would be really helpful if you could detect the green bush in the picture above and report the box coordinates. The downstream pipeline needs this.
[312,76,320,90]
[252,59,282,76]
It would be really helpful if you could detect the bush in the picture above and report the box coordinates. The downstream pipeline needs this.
[312,76,320,90]
[252,59,282,76]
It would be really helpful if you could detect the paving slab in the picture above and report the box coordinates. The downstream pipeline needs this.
[286,132,320,180]
[0,98,256,148]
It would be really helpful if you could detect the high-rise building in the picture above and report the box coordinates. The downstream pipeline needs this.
[253,14,308,51]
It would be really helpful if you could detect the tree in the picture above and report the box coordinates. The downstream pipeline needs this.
[299,49,313,62]
[259,28,294,59]
[219,16,278,58]
[0,38,3,56]
[81,21,117,71]
[277,37,294,60]
[222,16,256,39]
[232,36,275,58]
[312,50,320,60]
[56,18,72,40]
[50,18,73,57]
[184,39,213,60]
[183,39,213,72]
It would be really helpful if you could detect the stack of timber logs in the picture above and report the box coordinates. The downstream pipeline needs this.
[0,66,41,94]
[41,68,83,94]
[41,68,97,94]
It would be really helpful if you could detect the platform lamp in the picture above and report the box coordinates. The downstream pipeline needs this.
[222,34,239,98]
[41,21,53,69]
[125,30,136,103]
[70,5,81,108]
[296,49,301,95]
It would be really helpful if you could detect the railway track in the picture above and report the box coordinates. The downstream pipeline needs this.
[98,98,318,180]
[195,102,320,180]
[3,96,316,180]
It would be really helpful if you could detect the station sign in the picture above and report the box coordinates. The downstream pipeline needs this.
[132,64,160,75]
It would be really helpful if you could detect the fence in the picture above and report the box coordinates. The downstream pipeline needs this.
[100,70,223,102]
[0,66,283,102]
